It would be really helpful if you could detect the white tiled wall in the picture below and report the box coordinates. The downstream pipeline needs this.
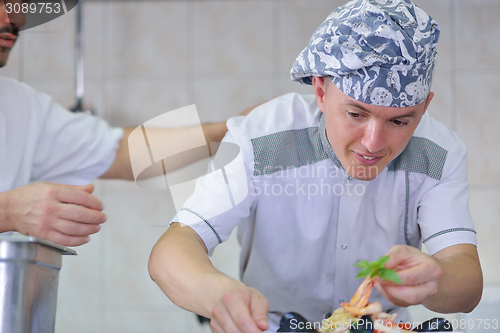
[1,0,499,332]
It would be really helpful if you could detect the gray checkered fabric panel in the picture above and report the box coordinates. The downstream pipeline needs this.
[252,127,328,176]
[318,115,343,169]
[389,137,448,180]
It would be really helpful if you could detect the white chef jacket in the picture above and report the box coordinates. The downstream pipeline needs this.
[0,76,123,192]
[173,93,476,332]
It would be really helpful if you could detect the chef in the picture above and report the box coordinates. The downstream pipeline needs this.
[0,0,233,246]
[148,0,483,332]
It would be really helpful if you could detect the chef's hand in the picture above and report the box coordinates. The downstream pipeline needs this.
[0,182,106,246]
[211,286,270,333]
[374,245,442,307]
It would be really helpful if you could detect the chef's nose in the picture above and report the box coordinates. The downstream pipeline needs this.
[0,2,8,25]
[1,1,26,29]
[361,120,385,153]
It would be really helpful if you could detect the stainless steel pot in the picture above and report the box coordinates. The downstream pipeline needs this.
[0,234,76,333]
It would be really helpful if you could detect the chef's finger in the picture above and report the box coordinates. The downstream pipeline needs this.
[55,186,103,211]
[210,319,228,333]
[228,302,263,333]
[52,218,102,237]
[383,245,416,269]
[215,289,264,333]
[396,264,441,286]
[57,183,95,194]
[250,293,269,331]
[78,184,94,194]
[383,246,441,284]
[379,255,441,287]
[212,305,243,333]
[57,203,106,224]
[43,229,90,247]
[374,281,392,300]
[375,280,438,307]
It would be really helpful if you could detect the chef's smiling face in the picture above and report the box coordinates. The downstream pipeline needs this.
[0,0,24,67]
[313,76,433,181]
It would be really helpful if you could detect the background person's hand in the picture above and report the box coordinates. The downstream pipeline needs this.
[210,286,270,333]
[374,245,443,307]
[0,182,106,246]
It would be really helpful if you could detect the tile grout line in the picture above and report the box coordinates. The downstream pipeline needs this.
[449,0,458,133]
[99,2,110,331]
[187,1,195,106]
[273,0,281,95]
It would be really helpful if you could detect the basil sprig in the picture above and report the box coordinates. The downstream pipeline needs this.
[354,255,402,284]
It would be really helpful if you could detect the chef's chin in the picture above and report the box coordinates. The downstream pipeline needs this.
[0,47,9,67]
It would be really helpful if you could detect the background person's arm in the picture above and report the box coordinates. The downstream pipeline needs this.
[100,122,229,180]
[0,183,105,246]
[148,223,269,333]
[375,244,483,313]
[100,99,267,181]
[0,110,255,247]
[0,121,230,247]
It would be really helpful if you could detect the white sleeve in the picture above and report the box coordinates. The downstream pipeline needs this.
[170,121,256,254]
[31,91,123,185]
[417,140,477,255]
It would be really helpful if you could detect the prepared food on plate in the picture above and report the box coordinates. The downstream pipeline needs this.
[320,256,411,333]
[278,256,453,333]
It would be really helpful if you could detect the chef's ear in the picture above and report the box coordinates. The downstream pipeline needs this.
[422,92,434,116]
[312,76,326,113]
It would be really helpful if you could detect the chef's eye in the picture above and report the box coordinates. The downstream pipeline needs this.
[348,111,363,119]
[391,119,408,126]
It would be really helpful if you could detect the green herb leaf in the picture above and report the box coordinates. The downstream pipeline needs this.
[355,266,373,279]
[375,255,390,267]
[355,255,401,285]
[354,260,371,268]
[379,269,402,285]
[370,267,380,278]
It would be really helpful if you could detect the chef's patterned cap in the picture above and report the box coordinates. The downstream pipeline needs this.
[290,0,440,107]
